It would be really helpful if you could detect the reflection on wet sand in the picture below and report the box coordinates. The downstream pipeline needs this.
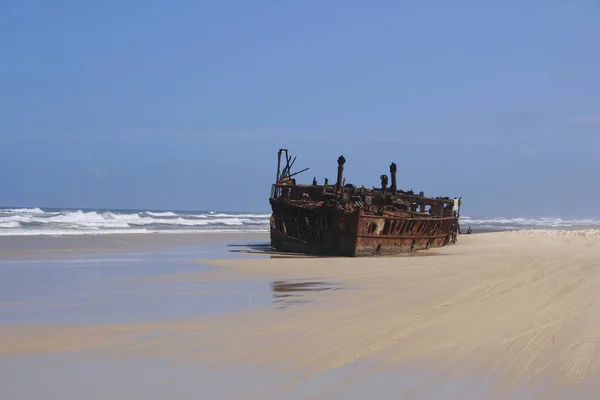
[270,280,342,308]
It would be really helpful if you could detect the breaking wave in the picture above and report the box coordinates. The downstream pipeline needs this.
[0,208,271,236]
[1,208,597,236]
[459,216,600,230]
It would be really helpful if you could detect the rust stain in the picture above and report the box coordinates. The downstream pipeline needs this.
[269,149,462,257]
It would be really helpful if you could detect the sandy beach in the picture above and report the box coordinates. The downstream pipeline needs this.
[2,230,600,399]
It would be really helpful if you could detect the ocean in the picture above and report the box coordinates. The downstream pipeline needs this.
[0,208,270,236]
[0,207,599,236]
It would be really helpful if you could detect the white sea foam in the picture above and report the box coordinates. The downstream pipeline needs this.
[0,208,271,236]
[206,213,272,218]
[128,217,248,226]
[143,211,178,217]
[459,217,600,228]
[505,229,600,238]
[1,208,45,214]
[1,207,595,237]
[0,221,21,228]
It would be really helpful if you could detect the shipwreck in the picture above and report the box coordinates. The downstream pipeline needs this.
[269,149,461,257]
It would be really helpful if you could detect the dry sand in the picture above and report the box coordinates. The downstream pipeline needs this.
[3,230,600,398]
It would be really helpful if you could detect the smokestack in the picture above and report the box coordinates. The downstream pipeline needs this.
[335,155,346,193]
[390,162,397,194]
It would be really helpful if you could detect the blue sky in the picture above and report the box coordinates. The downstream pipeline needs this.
[1,0,599,216]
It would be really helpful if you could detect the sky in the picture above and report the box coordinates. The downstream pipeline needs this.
[1,0,599,217]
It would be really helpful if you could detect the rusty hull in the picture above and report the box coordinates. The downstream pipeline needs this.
[268,149,461,257]
[355,214,455,256]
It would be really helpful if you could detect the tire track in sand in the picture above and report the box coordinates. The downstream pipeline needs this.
[484,272,596,397]
[321,270,549,400]
[255,273,534,400]
[561,303,600,385]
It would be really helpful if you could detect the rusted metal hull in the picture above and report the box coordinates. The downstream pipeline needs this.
[354,214,456,256]
[268,148,461,257]
[269,199,358,257]
[270,200,457,257]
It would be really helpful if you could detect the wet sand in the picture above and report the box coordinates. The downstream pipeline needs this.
[2,230,600,399]
[0,232,267,260]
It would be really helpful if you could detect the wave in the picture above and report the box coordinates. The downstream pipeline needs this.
[204,213,272,218]
[459,217,600,228]
[143,211,178,217]
[507,229,600,238]
[2,207,597,236]
[0,208,271,236]
[0,221,21,228]
[0,207,45,214]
